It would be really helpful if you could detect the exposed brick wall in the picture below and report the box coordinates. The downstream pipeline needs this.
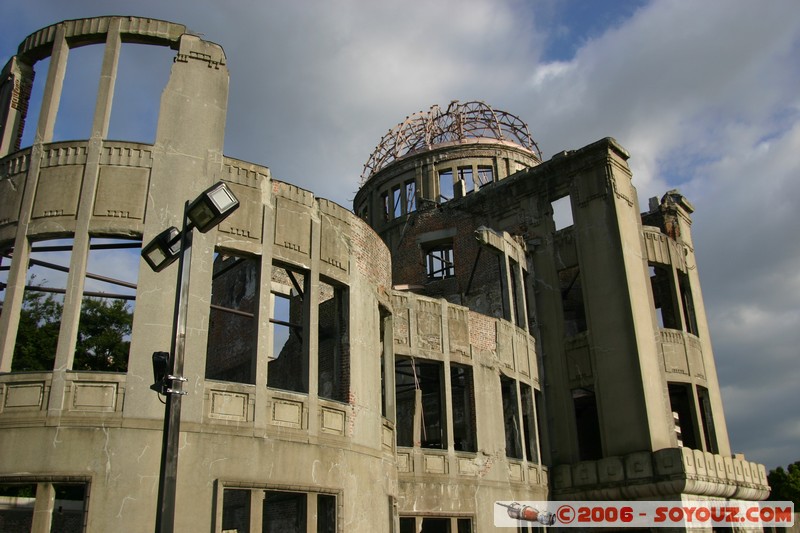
[469,310,497,352]
[352,216,392,292]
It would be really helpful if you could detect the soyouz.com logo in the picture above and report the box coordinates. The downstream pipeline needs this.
[494,500,795,528]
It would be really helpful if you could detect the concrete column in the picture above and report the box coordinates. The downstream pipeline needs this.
[31,482,55,533]
[254,200,274,435]
[0,56,35,157]
[306,493,317,533]
[36,24,69,144]
[570,154,673,456]
[91,18,122,139]
[306,210,321,435]
[48,20,124,413]
[249,489,265,532]
[665,197,731,456]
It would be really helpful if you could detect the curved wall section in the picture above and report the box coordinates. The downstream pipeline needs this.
[0,17,397,533]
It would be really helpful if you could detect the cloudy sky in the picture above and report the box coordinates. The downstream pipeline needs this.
[1,0,798,471]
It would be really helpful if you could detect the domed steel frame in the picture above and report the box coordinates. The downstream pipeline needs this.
[360,100,541,184]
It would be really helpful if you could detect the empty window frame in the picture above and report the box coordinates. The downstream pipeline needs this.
[222,489,336,533]
[520,383,539,463]
[405,179,416,214]
[697,386,718,454]
[551,195,574,231]
[392,186,402,219]
[12,238,73,371]
[649,265,681,329]
[108,43,174,143]
[381,192,390,221]
[457,166,473,192]
[678,272,699,336]
[558,266,587,336]
[668,382,699,449]
[572,387,602,461]
[0,481,88,533]
[268,264,308,393]
[400,516,472,533]
[509,259,526,328]
[205,252,258,384]
[52,44,103,142]
[18,56,49,148]
[438,169,454,202]
[394,357,447,449]
[475,165,494,188]
[425,243,454,280]
[500,375,523,459]
[450,364,477,453]
[0,247,10,321]
[379,306,393,419]
[318,278,349,402]
[74,238,140,372]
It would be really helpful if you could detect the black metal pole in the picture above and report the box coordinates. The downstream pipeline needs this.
[155,204,193,533]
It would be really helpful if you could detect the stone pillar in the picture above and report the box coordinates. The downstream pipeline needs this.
[31,482,55,533]
[570,144,673,456]
[0,56,35,157]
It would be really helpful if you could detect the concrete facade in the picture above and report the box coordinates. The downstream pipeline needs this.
[0,16,768,533]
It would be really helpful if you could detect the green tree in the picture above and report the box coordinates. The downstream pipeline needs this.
[12,290,132,372]
[768,461,800,506]
[73,298,132,372]
[11,290,61,371]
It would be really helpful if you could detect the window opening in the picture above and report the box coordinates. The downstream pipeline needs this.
[438,169,453,202]
[221,488,251,533]
[498,255,509,321]
[394,357,446,449]
[559,266,587,336]
[501,375,523,459]
[379,306,392,419]
[74,238,140,372]
[399,517,416,533]
[0,247,10,313]
[668,383,698,449]
[678,272,699,335]
[381,192,390,221]
[263,491,307,533]
[476,165,493,188]
[520,383,539,463]
[458,166,473,192]
[18,56,49,149]
[551,195,574,231]
[510,259,525,327]
[391,186,402,219]
[267,264,308,393]
[318,278,349,402]
[0,481,87,533]
[405,180,416,213]
[108,43,173,143]
[53,44,104,142]
[572,387,602,461]
[12,238,73,371]
[697,386,718,453]
[317,494,336,533]
[425,243,454,280]
[649,265,680,329]
[421,517,450,532]
[450,364,477,452]
[205,252,258,384]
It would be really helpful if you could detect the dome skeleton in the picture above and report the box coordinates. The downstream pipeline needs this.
[360,100,541,184]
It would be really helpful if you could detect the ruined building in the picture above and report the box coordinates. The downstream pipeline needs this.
[0,16,769,533]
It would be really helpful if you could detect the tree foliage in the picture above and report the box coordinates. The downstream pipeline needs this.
[12,290,132,372]
[768,461,800,506]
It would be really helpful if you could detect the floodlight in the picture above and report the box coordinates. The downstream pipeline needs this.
[186,182,239,233]
[142,227,181,272]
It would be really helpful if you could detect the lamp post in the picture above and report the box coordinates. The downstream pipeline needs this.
[141,182,239,533]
